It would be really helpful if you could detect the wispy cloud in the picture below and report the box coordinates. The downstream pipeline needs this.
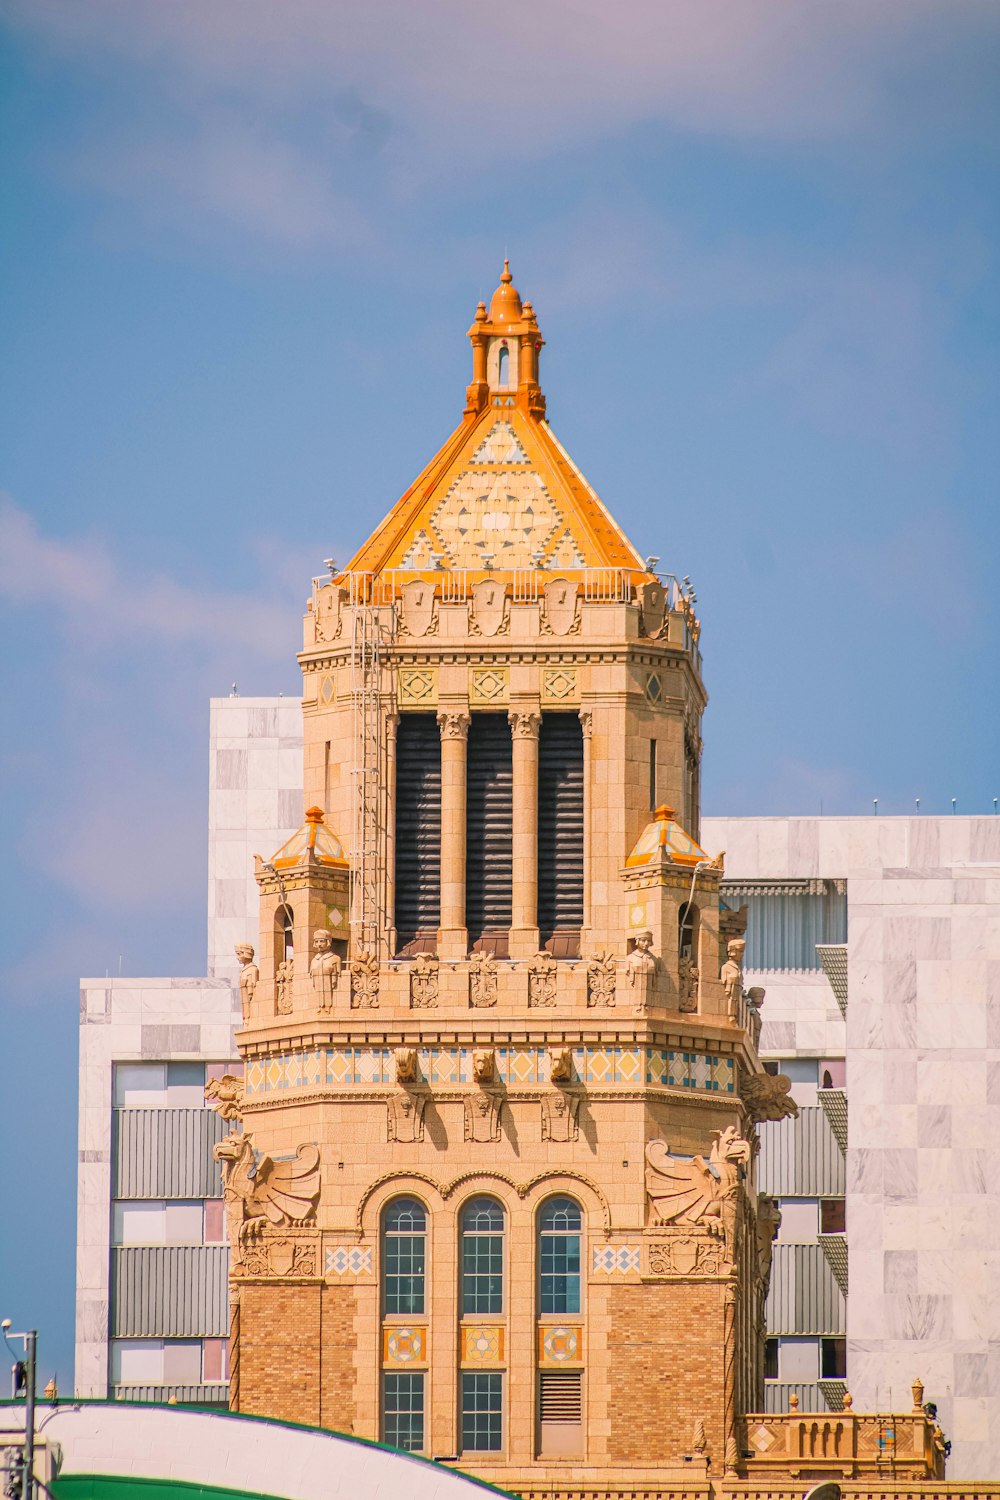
[0,497,298,657]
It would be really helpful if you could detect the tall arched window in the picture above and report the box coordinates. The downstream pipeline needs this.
[497,344,509,388]
[461,1197,504,1314]
[678,901,698,962]
[275,903,294,962]
[382,1197,426,1314]
[381,1198,428,1453]
[538,1196,581,1314]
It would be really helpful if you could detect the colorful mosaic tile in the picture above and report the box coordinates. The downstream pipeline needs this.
[383,1327,426,1366]
[461,1326,505,1364]
[325,1246,373,1276]
[539,1326,582,1365]
[470,421,529,465]
[592,1246,641,1275]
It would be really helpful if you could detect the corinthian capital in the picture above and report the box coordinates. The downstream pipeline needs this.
[437,710,471,740]
[508,709,542,739]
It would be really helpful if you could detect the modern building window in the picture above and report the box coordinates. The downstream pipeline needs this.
[113,1061,207,1108]
[720,881,847,971]
[538,1196,582,1314]
[461,1197,504,1314]
[383,1371,425,1452]
[821,1337,847,1379]
[764,1338,779,1381]
[820,1198,846,1234]
[461,1372,503,1451]
[466,714,513,953]
[382,1198,427,1315]
[394,713,442,954]
[537,714,584,957]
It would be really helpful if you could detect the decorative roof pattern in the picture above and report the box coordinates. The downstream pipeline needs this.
[270,806,348,869]
[626,805,710,869]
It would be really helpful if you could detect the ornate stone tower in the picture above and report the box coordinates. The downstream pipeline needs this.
[218,264,792,1494]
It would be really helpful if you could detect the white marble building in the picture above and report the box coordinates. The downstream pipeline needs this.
[704,814,1000,1482]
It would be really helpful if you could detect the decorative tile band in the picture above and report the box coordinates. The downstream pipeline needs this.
[592,1246,641,1275]
[246,1047,734,1098]
[325,1246,373,1276]
[383,1327,427,1366]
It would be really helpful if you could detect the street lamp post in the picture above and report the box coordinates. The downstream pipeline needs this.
[2,1321,36,1500]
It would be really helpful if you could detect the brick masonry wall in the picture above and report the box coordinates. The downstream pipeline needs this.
[239,1283,322,1425]
[607,1281,726,1466]
[320,1283,358,1434]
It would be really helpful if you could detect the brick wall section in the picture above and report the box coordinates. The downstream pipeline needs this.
[320,1284,358,1434]
[239,1283,322,1425]
[607,1282,727,1465]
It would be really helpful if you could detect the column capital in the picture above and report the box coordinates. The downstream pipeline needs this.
[508,709,542,740]
[579,709,594,740]
[437,710,471,740]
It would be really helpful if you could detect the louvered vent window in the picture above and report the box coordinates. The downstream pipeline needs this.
[538,1370,582,1422]
[537,713,583,957]
[466,714,513,954]
[721,881,847,971]
[394,714,441,955]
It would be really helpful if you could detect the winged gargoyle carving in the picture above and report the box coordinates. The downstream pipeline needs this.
[214,1131,320,1253]
[204,1074,245,1121]
[645,1126,751,1265]
[741,1070,799,1122]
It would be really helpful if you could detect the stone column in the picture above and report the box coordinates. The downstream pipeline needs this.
[580,709,593,948]
[437,710,470,959]
[384,711,400,957]
[508,709,541,958]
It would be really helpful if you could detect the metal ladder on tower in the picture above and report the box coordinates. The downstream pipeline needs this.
[349,572,384,959]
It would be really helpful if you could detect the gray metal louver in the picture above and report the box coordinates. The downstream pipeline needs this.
[112,1247,229,1338]
[114,1109,227,1199]
[758,1107,845,1197]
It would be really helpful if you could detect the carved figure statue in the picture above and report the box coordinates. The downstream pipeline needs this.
[721,938,746,1017]
[472,1047,496,1085]
[741,1070,798,1122]
[627,931,658,991]
[645,1126,751,1265]
[309,930,341,1010]
[350,950,379,1008]
[746,985,765,1048]
[549,1047,573,1083]
[527,950,558,1007]
[204,1074,244,1121]
[410,952,439,1008]
[469,949,498,1007]
[275,957,294,1015]
[586,952,617,1007]
[755,1194,782,1298]
[395,1047,419,1085]
[235,943,259,1021]
[214,1132,320,1257]
[678,955,699,1013]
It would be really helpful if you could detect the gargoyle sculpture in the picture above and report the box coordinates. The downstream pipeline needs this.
[214,1132,320,1252]
[741,1070,798,1122]
[645,1126,751,1265]
[204,1074,244,1121]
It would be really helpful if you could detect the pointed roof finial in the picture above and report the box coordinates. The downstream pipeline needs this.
[500,258,512,283]
[489,259,522,324]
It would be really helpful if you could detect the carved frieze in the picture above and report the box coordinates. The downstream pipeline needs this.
[409,953,439,1008]
[646,1235,724,1278]
[468,950,498,1007]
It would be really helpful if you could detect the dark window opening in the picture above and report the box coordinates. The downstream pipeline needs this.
[466,714,513,952]
[678,900,697,960]
[821,1337,847,1380]
[538,714,583,957]
[394,714,441,955]
[820,1198,846,1234]
[275,904,294,963]
[764,1338,779,1381]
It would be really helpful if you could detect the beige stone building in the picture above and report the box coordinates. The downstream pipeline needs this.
[215,266,954,1496]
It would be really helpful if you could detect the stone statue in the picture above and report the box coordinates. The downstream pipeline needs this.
[678,955,699,1012]
[721,938,746,1017]
[309,930,341,1011]
[235,943,259,1022]
[626,932,658,1001]
[275,957,294,1015]
[204,1074,244,1121]
[645,1126,751,1265]
[742,1070,798,1122]
[214,1132,320,1259]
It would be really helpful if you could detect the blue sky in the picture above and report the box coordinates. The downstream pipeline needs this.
[1,2,998,1384]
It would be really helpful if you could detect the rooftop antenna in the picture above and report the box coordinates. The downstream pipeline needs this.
[645,555,660,572]
[993,798,997,815]
[915,798,920,814]
[951,798,957,814]
[230,683,238,698]
[323,557,338,576]
[873,799,878,816]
